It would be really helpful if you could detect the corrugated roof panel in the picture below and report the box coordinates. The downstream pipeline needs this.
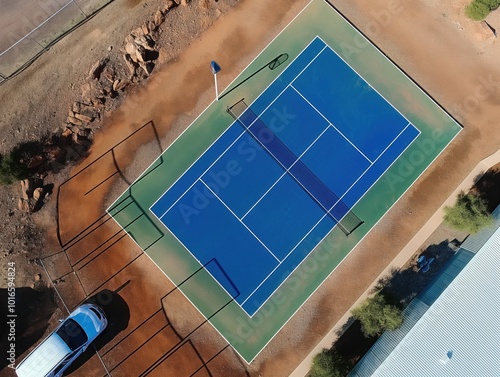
[348,300,428,377]
[370,227,500,377]
[460,206,500,254]
[418,249,474,306]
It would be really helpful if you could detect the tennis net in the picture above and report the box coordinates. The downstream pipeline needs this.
[228,99,363,236]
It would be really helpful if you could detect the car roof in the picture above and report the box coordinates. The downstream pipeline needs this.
[70,304,105,340]
[16,333,71,377]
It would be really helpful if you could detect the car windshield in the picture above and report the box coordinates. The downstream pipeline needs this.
[56,318,88,351]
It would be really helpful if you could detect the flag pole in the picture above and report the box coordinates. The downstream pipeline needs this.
[210,61,221,102]
[214,71,219,101]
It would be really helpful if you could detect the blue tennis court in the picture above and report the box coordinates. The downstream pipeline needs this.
[150,36,420,316]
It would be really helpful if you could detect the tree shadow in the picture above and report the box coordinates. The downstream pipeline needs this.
[376,241,456,307]
[333,320,378,366]
[471,167,500,212]
[327,240,458,368]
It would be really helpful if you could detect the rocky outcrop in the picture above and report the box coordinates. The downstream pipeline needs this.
[18,178,51,213]
[61,0,178,144]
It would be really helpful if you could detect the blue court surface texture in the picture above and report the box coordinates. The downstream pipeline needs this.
[150,37,420,316]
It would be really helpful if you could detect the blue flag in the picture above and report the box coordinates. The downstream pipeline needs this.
[210,61,221,74]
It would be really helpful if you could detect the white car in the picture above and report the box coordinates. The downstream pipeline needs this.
[16,303,107,377]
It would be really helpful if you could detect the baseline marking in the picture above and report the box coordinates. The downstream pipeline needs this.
[316,35,413,127]
[335,122,414,205]
[289,84,373,163]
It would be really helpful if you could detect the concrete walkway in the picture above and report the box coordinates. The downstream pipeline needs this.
[290,148,500,377]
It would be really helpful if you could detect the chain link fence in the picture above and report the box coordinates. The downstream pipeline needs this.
[0,0,113,83]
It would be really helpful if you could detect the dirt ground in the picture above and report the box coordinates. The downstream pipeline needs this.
[1,0,500,376]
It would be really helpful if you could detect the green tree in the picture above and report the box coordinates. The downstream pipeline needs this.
[480,0,500,8]
[310,348,350,377]
[0,141,42,186]
[0,153,30,185]
[465,0,499,20]
[352,294,403,338]
[444,192,493,234]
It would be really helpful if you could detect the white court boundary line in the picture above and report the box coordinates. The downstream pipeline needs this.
[157,40,423,315]
[105,0,463,364]
[133,36,421,317]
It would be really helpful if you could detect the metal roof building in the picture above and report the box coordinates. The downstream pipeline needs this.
[350,208,500,377]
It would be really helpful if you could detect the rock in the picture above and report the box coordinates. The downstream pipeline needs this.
[113,79,128,92]
[20,180,30,200]
[181,0,188,6]
[34,273,42,281]
[61,128,73,144]
[62,127,73,137]
[173,0,181,5]
[131,27,145,38]
[81,82,92,100]
[68,109,75,118]
[125,42,137,56]
[154,10,165,27]
[89,57,109,80]
[91,97,106,109]
[18,198,29,212]
[108,45,113,51]
[139,62,155,75]
[72,102,82,114]
[67,116,83,126]
[123,54,138,76]
[46,146,67,163]
[102,66,115,82]
[74,113,93,122]
[160,0,175,13]
[78,128,92,138]
[134,35,155,50]
[27,155,45,169]
[135,45,147,63]
[199,0,209,10]
[33,187,44,201]
[148,21,156,33]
